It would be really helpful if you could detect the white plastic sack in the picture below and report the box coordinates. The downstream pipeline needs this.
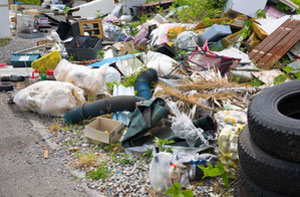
[145,51,179,76]
[13,81,85,117]
[150,24,179,46]
[149,151,173,193]
[54,59,115,95]
[174,31,200,50]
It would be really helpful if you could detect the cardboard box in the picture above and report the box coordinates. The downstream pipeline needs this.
[84,118,124,144]
[112,41,134,57]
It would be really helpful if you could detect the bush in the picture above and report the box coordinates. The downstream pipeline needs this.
[172,0,227,22]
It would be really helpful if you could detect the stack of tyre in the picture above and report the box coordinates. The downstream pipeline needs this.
[236,81,300,196]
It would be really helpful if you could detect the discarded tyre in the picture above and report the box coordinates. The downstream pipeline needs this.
[236,81,300,196]
[238,126,300,195]
[248,80,300,163]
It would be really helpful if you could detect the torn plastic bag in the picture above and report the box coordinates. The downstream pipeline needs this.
[174,31,200,50]
[13,81,85,117]
[149,151,173,193]
[102,22,128,42]
[168,101,213,148]
[145,51,179,76]
[188,47,240,76]
[54,59,108,95]
[121,98,170,148]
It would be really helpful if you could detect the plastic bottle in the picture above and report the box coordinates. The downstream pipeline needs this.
[29,69,41,84]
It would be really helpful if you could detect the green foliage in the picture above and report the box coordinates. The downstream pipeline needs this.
[106,81,119,92]
[256,9,266,18]
[273,66,295,85]
[276,2,291,12]
[86,162,110,180]
[98,51,104,59]
[19,0,40,5]
[203,17,214,26]
[240,20,253,39]
[172,0,227,22]
[141,149,153,163]
[69,56,75,61]
[198,161,229,188]
[249,78,264,87]
[96,10,104,19]
[165,182,194,197]
[154,137,175,153]
[64,6,70,14]
[140,14,148,24]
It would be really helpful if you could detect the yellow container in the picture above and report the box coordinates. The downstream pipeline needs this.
[31,51,62,74]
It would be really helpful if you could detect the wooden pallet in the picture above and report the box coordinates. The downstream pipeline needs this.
[249,19,300,69]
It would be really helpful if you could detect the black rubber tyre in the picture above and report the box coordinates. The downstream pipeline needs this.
[248,80,300,163]
[238,126,300,195]
[0,82,13,91]
[236,167,287,197]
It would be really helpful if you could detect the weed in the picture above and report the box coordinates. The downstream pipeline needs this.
[71,176,79,181]
[86,162,110,180]
[256,9,266,18]
[165,182,194,197]
[198,161,229,188]
[98,50,104,59]
[154,137,175,153]
[0,38,11,47]
[49,121,61,133]
[75,151,98,168]
[69,56,75,61]
[141,149,153,163]
[249,78,264,87]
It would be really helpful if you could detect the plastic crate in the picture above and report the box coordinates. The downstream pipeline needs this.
[10,53,41,68]
[66,36,102,61]
[200,24,232,43]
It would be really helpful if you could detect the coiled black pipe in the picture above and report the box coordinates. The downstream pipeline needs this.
[134,68,158,100]
[64,96,145,124]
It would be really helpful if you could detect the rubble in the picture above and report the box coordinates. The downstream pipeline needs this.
[2,0,300,196]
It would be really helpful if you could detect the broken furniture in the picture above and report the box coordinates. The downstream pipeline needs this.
[72,19,104,38]
[249,19,300,69]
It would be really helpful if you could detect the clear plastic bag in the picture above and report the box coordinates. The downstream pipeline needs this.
[168,101,210,148]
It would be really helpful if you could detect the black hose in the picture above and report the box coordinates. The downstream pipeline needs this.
[64,96,145,124]
[134,69,158,100]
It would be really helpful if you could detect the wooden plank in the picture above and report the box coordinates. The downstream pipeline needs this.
[249,19,293,62]
[258,21,300,69]
[249,19,292,58]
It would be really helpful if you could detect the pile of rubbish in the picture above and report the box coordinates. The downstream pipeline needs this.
[2,0,300,195]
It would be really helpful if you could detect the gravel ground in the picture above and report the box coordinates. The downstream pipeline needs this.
[40,118,234,197]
